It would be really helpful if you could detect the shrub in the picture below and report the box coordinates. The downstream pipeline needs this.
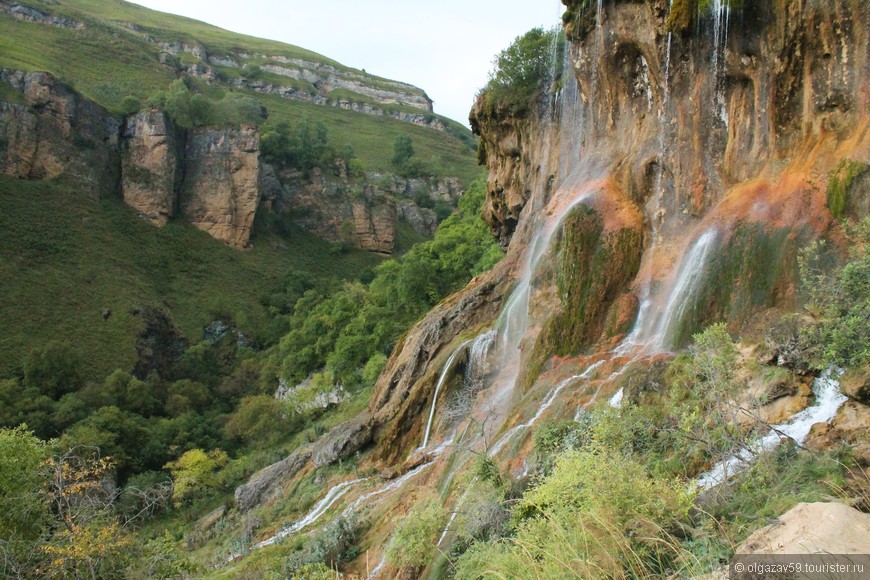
[385,499,446,572]
[164,448,228,505]
[478,27,559,116]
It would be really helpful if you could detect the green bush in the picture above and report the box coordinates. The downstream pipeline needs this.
[275,180,503,388]
[478,27,559,116]
[385,499,446,572]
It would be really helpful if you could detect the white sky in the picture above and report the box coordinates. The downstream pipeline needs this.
[128,0,561,126]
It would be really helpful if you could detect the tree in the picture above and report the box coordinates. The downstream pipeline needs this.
[480,26,557,115]
[392,135,415,168]
[22,341,84,398]
[164,448,228,505]
[0,426,51,545]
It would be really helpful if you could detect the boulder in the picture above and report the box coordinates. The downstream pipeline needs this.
[736,502,870,554]
[311,415,372,468]
[841,366,870,406]
[234,449,311,512]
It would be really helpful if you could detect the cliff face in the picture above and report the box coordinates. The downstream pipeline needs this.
[121,108,183,225]
[182,126,261,248]
[366,0,868,465]
[475,0,868,245]
[0,69,120,195]
[263,167,460,254]
[0,67,460,252]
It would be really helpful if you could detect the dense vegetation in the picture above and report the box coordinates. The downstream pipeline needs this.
[476,27,562,116]
[0,178,502,576]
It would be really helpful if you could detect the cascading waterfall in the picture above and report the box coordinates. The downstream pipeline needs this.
[489,359,607,455]
[628,228,719,351]
[696,369,847,489]
[420,339,473,449]
[254,477,368,549]
[711,0,731,126]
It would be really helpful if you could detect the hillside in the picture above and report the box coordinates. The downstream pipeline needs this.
[2,0,869,579]
[0,0,484,376]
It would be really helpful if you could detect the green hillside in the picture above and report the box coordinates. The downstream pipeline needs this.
[0,0,479,181]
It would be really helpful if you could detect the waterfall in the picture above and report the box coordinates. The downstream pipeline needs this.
[255,477,368,548]
[711,0,731,126]
[421,340,473,449]
[367,555,386,580]
[489,359,607,455]
[627,228,719,351]
[467,330,496,384]
[696,369,847,489]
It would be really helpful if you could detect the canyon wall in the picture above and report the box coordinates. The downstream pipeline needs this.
[365,0,868,464]
[0,70,457,252]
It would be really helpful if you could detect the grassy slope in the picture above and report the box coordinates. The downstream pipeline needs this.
[0,0,480,180]
[0,176,383,379]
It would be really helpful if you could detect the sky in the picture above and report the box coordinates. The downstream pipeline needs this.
[128,0,562,126]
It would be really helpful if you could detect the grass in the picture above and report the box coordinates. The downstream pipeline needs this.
[0,0,479,177]
[0,176,383,380]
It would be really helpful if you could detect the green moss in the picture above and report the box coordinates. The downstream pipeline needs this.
[672,223,811,348]
[827,159,869,220]
[518,206,642,390]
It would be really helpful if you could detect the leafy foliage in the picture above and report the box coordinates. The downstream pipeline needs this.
[164,448,229,505]
[385,499,446,572]
[275,180,503,388]
[478,27,560,116]
[799,217,870,368]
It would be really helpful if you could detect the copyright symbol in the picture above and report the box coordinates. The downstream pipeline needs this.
[734,563,745,573]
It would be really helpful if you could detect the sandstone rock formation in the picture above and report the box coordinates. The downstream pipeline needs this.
[182,125,260,248]
[0,69,120,195]
[311,415,373,468]
[736,502,870,555]
[121,108,183,224]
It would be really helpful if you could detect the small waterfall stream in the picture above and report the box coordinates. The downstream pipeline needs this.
[420,340,473,449]
[254,477,368,549]
[696,369,847,489]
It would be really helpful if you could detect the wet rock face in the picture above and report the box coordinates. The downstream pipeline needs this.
[0,69,120,195]
[182,125,261,248]
[468,110,536,249]
[472,0,868,247]
[121,108,183,225]
[369,262,514,465]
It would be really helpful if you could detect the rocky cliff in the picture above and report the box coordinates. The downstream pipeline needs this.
[0,70,460,251]
[121,108,183,225]
[0,69,120,195]
[364,0,868,468]
[182,125,261,247]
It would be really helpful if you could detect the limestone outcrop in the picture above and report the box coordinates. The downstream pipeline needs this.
[736,502,870,555]
[182,126,261,248]
[0,69,120,195]
[121,108,183,225]
[234,449,311,512]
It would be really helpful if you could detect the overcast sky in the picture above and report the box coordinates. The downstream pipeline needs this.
[128,0,561,126]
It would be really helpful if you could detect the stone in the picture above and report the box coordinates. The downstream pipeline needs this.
[234,449,311,512]
[311,415,373,468]
[841,367,870,406]
[736,502,870,555]
[181,125,261,247]
[194,505,226,532]
[121,108,183,225]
